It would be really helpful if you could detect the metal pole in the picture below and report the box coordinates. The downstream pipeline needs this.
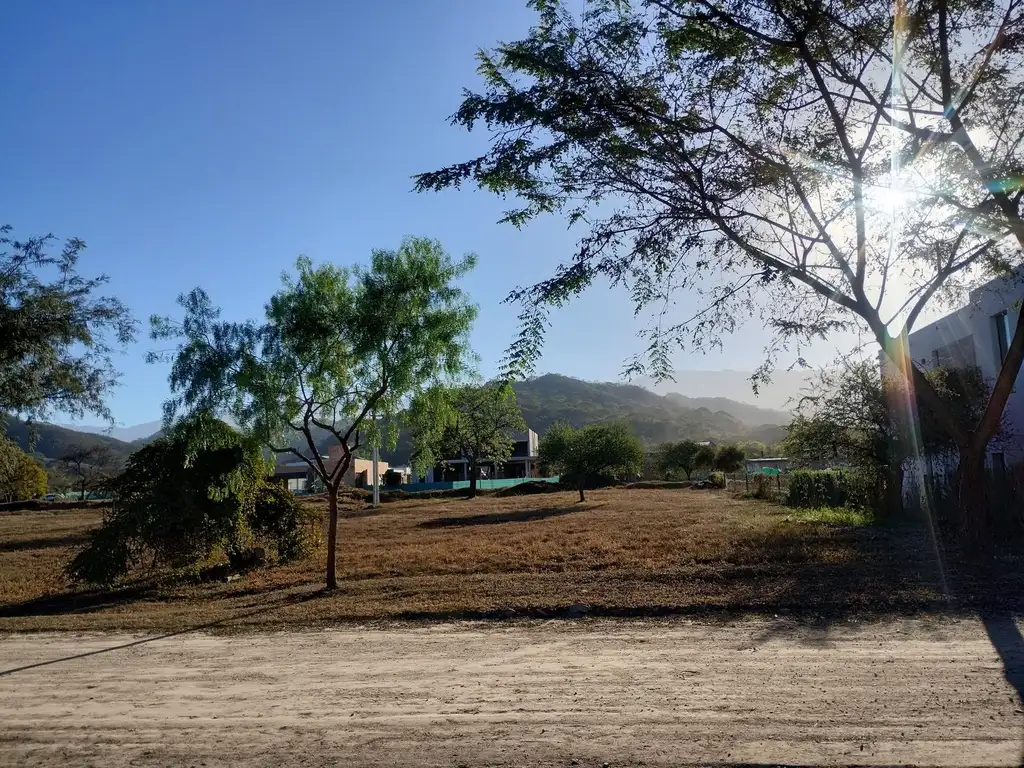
[372,447,380,508]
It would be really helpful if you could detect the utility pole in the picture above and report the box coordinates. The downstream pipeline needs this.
[372,446,380,508]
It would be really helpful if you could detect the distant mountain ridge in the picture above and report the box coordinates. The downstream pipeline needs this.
[9,373,792,466]
[4,419,136,465]
[55,420,163,443]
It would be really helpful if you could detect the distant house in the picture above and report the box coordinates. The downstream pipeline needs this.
[272,444,389,492]
[425,429,540,482]
[746,457,789,474]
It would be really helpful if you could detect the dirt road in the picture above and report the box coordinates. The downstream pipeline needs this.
[2,618,1022,767]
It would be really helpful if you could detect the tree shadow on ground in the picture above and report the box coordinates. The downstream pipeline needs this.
[0,582,167,618]
[419,503,600,529]
[982,613,1024,767]
[0,533,91,553]
[0,587,325,678]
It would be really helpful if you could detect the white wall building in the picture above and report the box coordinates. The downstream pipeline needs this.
[900,271,1023,468]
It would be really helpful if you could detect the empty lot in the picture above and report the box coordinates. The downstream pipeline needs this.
[2,617,1024,767]
[0,489,991,634]
[2,487,1023,631]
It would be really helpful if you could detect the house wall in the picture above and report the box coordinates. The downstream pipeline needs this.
[904,272,1024,465]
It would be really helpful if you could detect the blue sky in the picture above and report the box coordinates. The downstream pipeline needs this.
[2,1,836,427]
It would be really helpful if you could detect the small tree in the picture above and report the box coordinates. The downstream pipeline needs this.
[151,237,477,589]
[58,444,119,500]
[714,445,745,474]
[540,422,644,502]
[0,439,46,502]
[784,360,1002,515]
[694,444,717,476]
[0,225,136,424]
[657,440,700,480]
[409,382,527,497]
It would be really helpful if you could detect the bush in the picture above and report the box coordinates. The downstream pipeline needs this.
[249,483,319,562]
[67,414,313,585]
[0,439,47,502]
[708,471,726,489]
[749,472,780,501]
[786,469,875,510]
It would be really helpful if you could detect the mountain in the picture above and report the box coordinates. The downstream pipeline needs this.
[661,393,790,427]
[508,374,787,446]
[636,369,814,411]
[55,420,163,443]
[4,419,136,463]
[15,373,791,468]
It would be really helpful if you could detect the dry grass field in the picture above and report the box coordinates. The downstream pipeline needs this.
[1,487,1019,632]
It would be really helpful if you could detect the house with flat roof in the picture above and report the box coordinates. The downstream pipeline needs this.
[424,429,540,482]
[273,444,389,492]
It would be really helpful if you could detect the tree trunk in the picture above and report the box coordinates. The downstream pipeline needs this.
[885,465,904,518]
[468,460,477,498]
[578,482,585,503]
[325,486,340,590]
[958,446,991,557]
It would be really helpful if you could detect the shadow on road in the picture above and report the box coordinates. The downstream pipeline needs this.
[981,613,1024,767]
[0,587,324,678]
[419,503,600,529]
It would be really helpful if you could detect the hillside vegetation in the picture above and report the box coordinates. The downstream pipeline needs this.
[5,374,789,467]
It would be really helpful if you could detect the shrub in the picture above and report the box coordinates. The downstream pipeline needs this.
[749,472,780,501]
[250,483,319,561]
[708,471,727,489]
[786,469,875,510]
[67,414,313,585]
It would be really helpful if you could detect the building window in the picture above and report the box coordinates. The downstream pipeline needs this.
[932,335,976,369]
[994,312,1010,363]
[286,477,307,492]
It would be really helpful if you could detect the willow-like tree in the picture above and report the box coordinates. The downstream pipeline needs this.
[151,237,477,589]
[416,0,1024,549]
[409,382,527,497]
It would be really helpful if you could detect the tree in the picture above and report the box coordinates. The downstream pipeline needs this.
[694,444,717,475]
[737,441,768,460]
[657,440,699,480]
[0,438,47,502]
[416,0,1024,549]
[58,443,119,500]
[784,360,1002,515]
[540,421,644,502]
[0,225,135,424]
[409,382,527,497]
[66,414,310,585]
[714,445,746,473]
[151,237,477,589]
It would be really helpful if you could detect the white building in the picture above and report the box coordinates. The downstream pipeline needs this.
[900,271,1023,468]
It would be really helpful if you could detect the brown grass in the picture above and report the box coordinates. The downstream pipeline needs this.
[0,488,1016,632]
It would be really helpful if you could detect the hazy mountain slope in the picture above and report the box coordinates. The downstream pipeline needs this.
[55,420,163,443]
[661,393,790,426]
[637,369,814,411]
[4,419,136,462]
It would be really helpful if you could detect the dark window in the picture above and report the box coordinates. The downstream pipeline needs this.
[995,312,1010,363]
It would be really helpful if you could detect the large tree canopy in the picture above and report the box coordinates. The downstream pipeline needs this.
[416,0,1024,542]
[151,237,478,588]
[0,225,136,423]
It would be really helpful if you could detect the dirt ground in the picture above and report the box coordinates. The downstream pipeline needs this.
[2,617,1023,767]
